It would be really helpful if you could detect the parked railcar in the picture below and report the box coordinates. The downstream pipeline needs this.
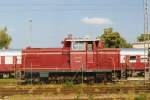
[120,48,147,77]
[0,49,22,78]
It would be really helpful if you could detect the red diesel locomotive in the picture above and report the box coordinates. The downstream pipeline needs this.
[19,36,147,83]
[0,36,147,83]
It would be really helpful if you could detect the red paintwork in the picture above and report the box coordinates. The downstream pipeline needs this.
[120,55,146,71]
[98,49,120,71]
[0,37,147,73]
[21,48,70,71]
[19,38,147,73]
[19,39,123,72]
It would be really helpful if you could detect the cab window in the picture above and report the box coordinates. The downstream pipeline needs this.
[5,56,13,64]
[87,42,93,51]
[72,41,85,51]
[129,56,136,63]
[140,55,148,63]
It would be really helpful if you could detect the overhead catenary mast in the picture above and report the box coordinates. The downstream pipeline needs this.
[144,0,150,81]
[144,0,148,34]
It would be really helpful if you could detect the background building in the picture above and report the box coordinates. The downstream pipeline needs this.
[132,41,150,48]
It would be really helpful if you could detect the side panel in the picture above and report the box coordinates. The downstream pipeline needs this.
[22,48,70,71]
[98,49,120,71]
[39,52,62,69]
[86,52,97,70]
[70,51,86,70]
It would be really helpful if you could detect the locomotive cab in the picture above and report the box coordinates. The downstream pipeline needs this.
[62,36,112,83]
[63,36,104,71]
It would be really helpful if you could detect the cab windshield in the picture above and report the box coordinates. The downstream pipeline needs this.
[71,41,85,51]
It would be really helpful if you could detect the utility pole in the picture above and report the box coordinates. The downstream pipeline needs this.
[29,19,33,85]
[29,19,32,47]
[81,64,84,86]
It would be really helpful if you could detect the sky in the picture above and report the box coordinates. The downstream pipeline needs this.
[0,0,149,48]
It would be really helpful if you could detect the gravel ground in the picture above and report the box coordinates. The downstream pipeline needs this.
[0,93,149,100]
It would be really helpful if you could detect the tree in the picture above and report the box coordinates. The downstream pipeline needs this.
[98,27,132,48]
[137,34,150,42]
[0,27,12,49]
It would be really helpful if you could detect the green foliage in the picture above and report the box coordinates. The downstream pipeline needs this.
[74,94,80,100]
[98,27,132,48]
[88,95,94,100]
[134,93,147,100]
[64,80,74,88]
[0,27,12,49]
[137,34,150,42]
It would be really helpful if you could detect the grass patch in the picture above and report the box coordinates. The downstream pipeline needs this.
[134,93,147,100]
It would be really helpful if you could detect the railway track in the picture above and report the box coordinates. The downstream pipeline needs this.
[0,85,150,97]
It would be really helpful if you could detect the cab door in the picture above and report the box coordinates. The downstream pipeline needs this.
[70,41,86,70]
[86,42,97,70]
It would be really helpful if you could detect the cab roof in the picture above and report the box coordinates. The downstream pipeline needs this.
[65,38,100,42]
